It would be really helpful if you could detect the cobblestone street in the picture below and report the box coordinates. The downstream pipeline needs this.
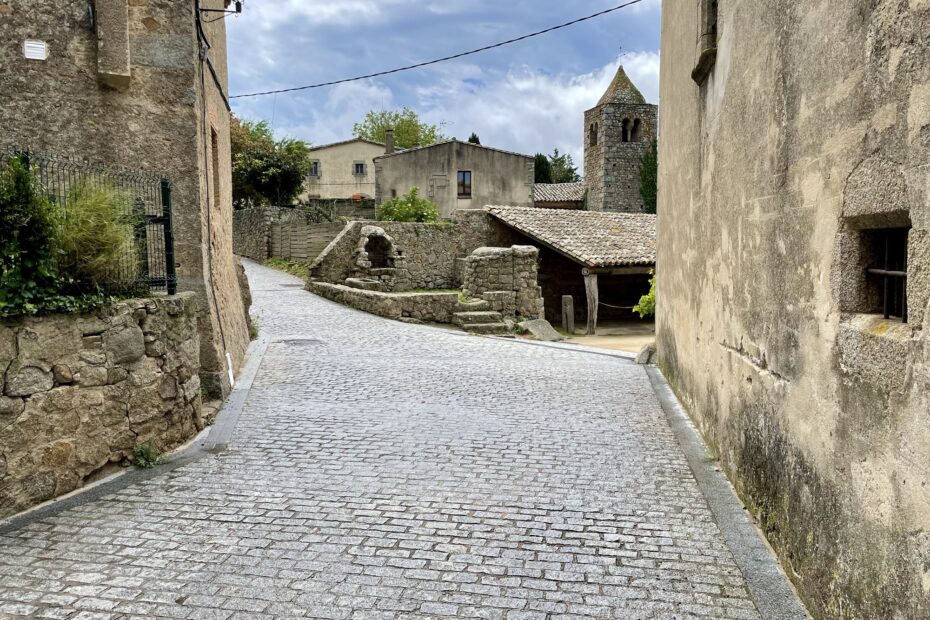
[0,262,803,619]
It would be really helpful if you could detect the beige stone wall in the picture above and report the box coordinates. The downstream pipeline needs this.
[303,140,384,200]
[375,142,535,219]
[0,0,250,398]
[658,1,930,617]
[0,294,202,518]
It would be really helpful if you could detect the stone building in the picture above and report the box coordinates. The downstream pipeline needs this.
[302,137,385,200]
[658,1,930,618]
[584,66,657,212]
[374,140,535,219]
[0,0,250,396]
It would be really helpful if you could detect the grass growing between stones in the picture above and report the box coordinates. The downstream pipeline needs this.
[263,258,310,279]
[131,443,162,469]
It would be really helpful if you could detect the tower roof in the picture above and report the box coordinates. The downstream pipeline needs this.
[597,65,646,106]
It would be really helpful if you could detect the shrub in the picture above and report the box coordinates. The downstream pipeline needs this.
[640,139,658,214]
[633,273,656,319]
[58,181,140,292]
[132,443,161,469]
[377,187,439,223]
[0,157,62,316]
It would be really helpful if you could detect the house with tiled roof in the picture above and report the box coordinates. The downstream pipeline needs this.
[486,206,656,333]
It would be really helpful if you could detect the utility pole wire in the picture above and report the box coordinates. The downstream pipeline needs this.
[230,0,645,99]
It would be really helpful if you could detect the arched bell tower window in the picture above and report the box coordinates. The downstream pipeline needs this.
[631,119,643,142]
[621,118,631,143]
[589,123,598,146]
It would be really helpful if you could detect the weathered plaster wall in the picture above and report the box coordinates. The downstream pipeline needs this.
[0,294,202,518]
[303,140,383,200]
[0,0,249,398]
[375,141,535,219]
[658,1,930,618]
[306,283,460,324]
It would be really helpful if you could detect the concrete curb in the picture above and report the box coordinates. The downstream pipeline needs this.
[0,333,272,536]
[645,366,810,620]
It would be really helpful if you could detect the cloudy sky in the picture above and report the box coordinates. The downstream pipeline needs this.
[226,0,661,163]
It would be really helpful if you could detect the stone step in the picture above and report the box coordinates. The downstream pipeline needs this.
[462,322,512,335]
[453,311,503,326]
[454,299,491,312]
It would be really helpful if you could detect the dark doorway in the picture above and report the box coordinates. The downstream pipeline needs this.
[365,236,394,268]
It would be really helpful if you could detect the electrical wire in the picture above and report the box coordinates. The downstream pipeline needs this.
[230,0,646,99]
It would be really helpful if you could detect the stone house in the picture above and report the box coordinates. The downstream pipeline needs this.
[0,0,250,397]
[584,66,657,213]
[658,1,930,617]
[374,139,535,219]
[302,137,385,200]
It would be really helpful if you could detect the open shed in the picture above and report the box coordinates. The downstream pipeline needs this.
[486,207,656,334]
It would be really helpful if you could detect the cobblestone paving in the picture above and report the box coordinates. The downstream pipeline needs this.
[0,262,767,619]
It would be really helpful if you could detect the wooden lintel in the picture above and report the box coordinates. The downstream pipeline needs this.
[587,265,654,276]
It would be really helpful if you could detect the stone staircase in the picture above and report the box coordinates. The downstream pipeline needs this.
[452,300,511,335]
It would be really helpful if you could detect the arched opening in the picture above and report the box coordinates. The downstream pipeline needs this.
[589,123,598,146]
[631,119,643,142]
[621,118,631,143]
[365,236,394,269]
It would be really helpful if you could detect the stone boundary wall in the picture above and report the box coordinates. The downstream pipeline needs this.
[309,210,493,289]
[307,283,459,324]
[0,294,202,518]
[462,246,545,320]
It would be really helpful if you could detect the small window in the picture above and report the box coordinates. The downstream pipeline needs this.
[866,228,909,322]
[631,119,643,142]
[391,189,397,198]
[621,119,631,143]
[457,171,472,198]
[589,123,598,147]
[309,160,320,177]
[353,161,366,176]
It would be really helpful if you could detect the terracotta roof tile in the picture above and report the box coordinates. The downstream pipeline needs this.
[533,182,585,203]
[487,206,656,268]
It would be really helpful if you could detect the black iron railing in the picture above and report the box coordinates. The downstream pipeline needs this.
[867,228,908,323]
[1,148,176,296]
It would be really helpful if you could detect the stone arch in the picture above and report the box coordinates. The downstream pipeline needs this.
[365,235,393,268]
[621,118,631,143]
[631,118,643,142]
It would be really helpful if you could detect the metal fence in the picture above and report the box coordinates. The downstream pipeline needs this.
[1,148,176,295]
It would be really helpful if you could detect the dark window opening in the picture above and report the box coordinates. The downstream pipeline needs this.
[309,160,320,177]
[391,189,397,198]
[631,119,643,142]
[365,236,394,269]
[589,123,598,146]
[706,0,718,39]
[865,228,909,322]
[457,170,472,198]
[621,119,631,143]
[353,162,366,176]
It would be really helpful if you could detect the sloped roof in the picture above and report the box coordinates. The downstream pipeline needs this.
[374,139,532,161]
[310,137,385,151]
[533,182,585,203]
[597,65,647,106]
[487,206,656,268]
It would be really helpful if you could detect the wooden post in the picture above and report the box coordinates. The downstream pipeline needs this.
[583,269,599,335]
[561,295,575,334]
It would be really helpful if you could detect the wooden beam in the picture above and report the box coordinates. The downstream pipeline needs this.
[583,269,598,335]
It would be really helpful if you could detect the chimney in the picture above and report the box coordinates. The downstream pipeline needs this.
[385,129,395,154]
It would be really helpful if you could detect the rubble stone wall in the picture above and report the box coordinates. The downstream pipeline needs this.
[306,283,459,324]
[0,294,202,518]
[462,246,545,320]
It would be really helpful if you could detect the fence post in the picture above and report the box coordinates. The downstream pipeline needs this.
[160,178,178,295]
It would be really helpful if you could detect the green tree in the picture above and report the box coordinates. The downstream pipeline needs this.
[548,149,581,183]
[353,108,442,150]
[639,139,658,214]
[533,153,552,183]
[467,132,481,145]
[633,273,656,319]
[377,187,439,222]
[231,116,313,208]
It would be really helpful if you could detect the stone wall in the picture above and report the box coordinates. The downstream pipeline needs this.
[306,283,460,324]
[0,0,250,399]
[0,294,202,518]
[309,210,493,289]
[462,246,545,320]
[233,208,271,261]
[658,2,930,618]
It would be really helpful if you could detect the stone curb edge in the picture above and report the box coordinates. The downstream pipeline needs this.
[0,333,272,535]
[644,366,811,620]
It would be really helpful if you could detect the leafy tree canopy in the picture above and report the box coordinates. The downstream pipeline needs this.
[353,108,442,150]
[533,153,552,183]
[548,148,581,183]
[639,139,658,214]
[231,116,313,208]
[467,133,481,145]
